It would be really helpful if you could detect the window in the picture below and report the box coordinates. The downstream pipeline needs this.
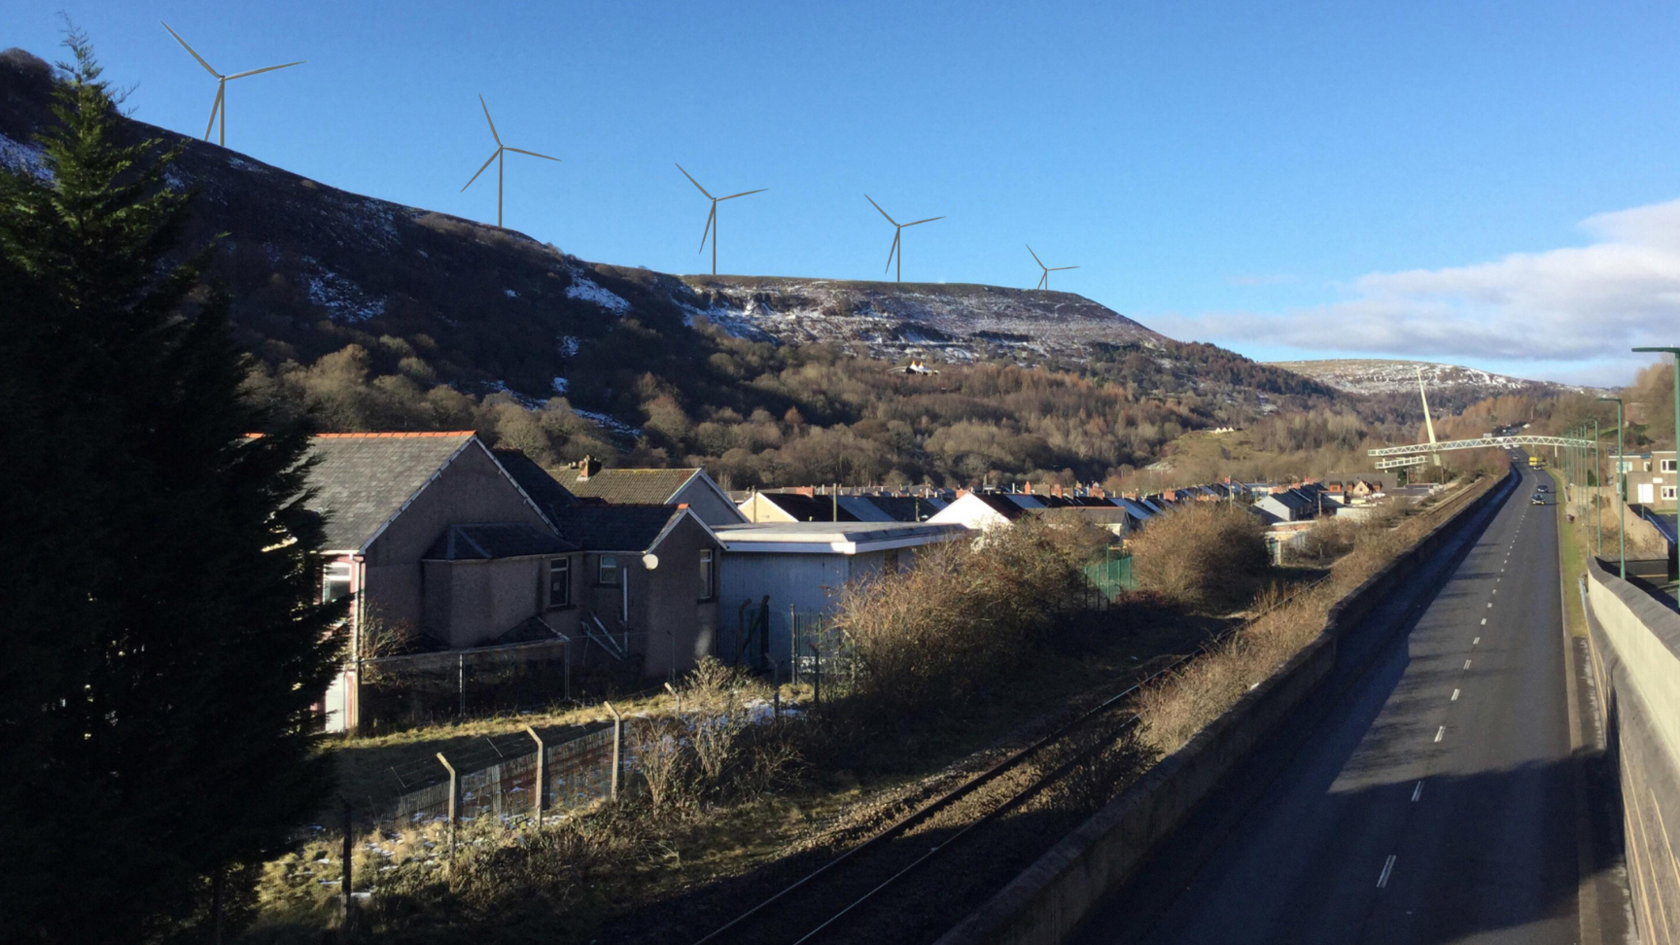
[698,549,715,600]
[1663,459,1677,473]
[1664,486,1677,501]
[322,561,352,604]
[598,555,620,586]
[547,557,571,609]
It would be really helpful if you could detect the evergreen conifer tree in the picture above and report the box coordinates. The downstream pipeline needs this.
[0,30,346,942]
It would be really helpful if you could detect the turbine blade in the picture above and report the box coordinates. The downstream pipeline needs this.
[864,194,897,226]
[1051,265,1080,271]
[162,22,221,77]
[885,230,900,273]
[1026,244,1045,268]
[903,216,944,227]
[675,163,713,199]
[461,149,499,191]
[225,60,305,80]
[698,205,715,254]
[204,83,224,140]
[505,147,560,161]
[479,95,502,145]
[717,188,767,201]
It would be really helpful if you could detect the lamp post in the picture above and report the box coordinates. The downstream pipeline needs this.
[1632,345,1680,579]
[1601,396,1627,579]
[1594,416,1602,555]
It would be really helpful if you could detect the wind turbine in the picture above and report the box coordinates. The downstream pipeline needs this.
[161,22,304,149]
[1027,245,1079,290]
[676,164,766,276]
[461,95,559,229]
[866,195,943,283]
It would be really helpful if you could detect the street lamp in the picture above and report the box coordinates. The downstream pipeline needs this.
[1601,396,1627,580]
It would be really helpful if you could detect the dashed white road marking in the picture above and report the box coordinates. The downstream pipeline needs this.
[1473,637,1480,645]
[1412,781,1424,802]
[1487,603,1494,608]
[1435,726,1446,743]
[1452,688,1460,701]
[1481,618,1487,625]
[1378,855,1397,888]
[1464,659,1473,669]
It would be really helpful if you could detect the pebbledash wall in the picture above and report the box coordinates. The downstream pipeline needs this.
[935,468,1517,945]
[1584,555,1680,943]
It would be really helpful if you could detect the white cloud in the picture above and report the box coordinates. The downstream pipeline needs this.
[1163,197,1680,379]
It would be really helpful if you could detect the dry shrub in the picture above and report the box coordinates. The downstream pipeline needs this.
[1285,518,1358,565]
[628,717,694,813]
[681,657,752,792]
[832,517,1096,714]
[1129,502,1269,611]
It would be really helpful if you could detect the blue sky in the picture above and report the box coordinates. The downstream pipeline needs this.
[8,0,1680,385]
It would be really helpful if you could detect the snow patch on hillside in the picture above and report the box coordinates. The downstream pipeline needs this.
[574,408,641,438]
[303,262,385,323]
[565,277,630,313]
[1267,359,1588,396]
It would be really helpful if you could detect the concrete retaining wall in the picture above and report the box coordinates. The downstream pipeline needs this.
[936,469,1517,945]
[1585,556,1680,943]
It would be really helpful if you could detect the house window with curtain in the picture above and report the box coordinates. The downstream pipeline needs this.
[547,557,571,609]
[698,549,715,600]
[598,555,620,587]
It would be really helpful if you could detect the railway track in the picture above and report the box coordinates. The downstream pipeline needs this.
[691,577,1334,945]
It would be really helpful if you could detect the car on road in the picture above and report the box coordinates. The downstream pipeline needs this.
[1537,482,1549,491]
[1532,493,1546,505]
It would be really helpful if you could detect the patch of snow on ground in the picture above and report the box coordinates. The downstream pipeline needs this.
[505,288,519,298]
[558,335,580,357]
[304,267,385,323]
[574,409,641,438]
[552,377,569,395]
[565,277,631,313]
[0,133,51,181]
[485,381,546,410]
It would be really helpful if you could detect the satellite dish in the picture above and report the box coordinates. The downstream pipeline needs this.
[642,553,659,570]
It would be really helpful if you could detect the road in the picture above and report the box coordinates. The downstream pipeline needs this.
[1076,466,1583,945]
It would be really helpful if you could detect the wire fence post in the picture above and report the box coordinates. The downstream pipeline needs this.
[437,752,458,862]
[525,725,545,830]
[604,701,622,800]
[457,652,465,719]
[340,799,354,938]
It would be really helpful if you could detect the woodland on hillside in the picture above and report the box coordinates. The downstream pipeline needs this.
[243,317,1354,489]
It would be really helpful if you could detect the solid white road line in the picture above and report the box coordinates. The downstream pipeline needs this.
[1378,854,1397,888]
[1435,726,1446,743]
[1412,781,1424,802]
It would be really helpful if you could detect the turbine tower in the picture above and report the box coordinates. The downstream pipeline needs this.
[1027,245,1078,290]
[676,164,766,276]
[161,22,304,148]
[866,195,942,283]
[461,95,559,229]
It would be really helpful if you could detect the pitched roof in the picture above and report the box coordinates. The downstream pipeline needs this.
[493,449,577,528]
[549,465,700,505]
[305,432,480,553]
[757,492,863,522]
[424,523,578,560]
[859,495,946,522]
[552,503,687,553]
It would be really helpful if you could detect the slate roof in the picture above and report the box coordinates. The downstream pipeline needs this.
[972,493,1031,520]
[758,492,863,522]
[305,432,479,553]
[550,466,700,505]
[861,495,947,522]
[493,449,577,528]
[552,503,686,552]
[424,523,578,560]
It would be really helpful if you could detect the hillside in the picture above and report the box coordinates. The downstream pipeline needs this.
[677,275,1163,361]
[1267,358,1583,398]
[1,46,1338,487]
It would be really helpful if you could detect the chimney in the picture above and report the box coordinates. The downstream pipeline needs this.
[577,455,601,480]
[1022,480,1033,495]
